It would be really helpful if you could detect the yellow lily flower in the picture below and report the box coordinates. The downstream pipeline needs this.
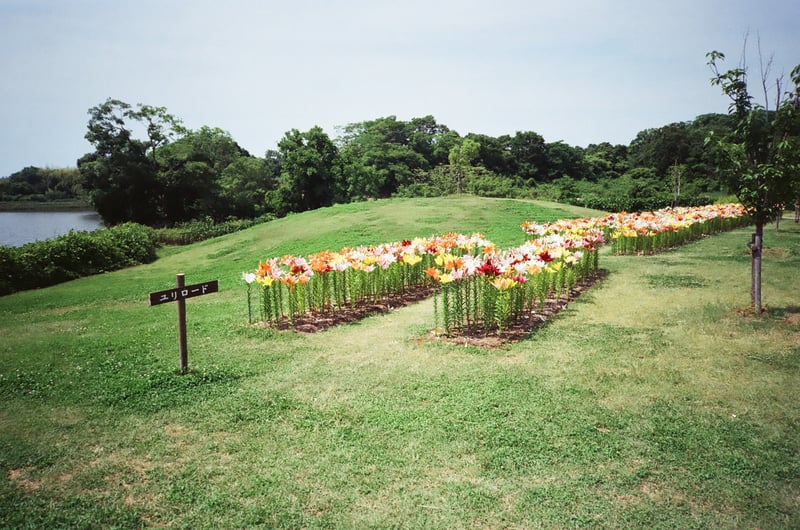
[491,277,518,290]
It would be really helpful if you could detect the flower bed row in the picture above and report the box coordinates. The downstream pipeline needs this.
[243,233,491,326]
[425,230,603,334]
[522,203,749,255]
[243,230,604,335]
[243,203,749,337]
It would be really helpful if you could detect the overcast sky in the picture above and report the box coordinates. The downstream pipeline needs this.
[1,0,798,178]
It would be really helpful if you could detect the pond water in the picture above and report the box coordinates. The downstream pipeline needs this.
[0,211,105,247]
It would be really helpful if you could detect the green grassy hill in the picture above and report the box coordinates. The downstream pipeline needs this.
[1,197,799,528]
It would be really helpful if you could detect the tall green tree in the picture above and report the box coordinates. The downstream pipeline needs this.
[626,118,733,200]
[545,141,587,181]
[685,114,737,192]
[218,154,279,219]
[277,126,342,212]
[79,99,165,225]
[156,127,249,222]
[628,123,691,177]
[337,116,429,198]
[129,104,187,166]
[466,133,513,176]
[508,131,548,182]
[706,49,800,312]
[583,142,629,182]
[79,98,260,225]
[408,115,452,166]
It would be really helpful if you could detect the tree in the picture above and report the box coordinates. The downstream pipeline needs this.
[79,99,186,225]
[706,47,800,313]
[628,123,691,177]
[155,127,248,222]
[408,115,451,166]
[623,115,737,199]
[278,126,342,212]
[337,116,429,198]
[545,141,587,181]
[508,131,548,182]
[79,100,159,224]
[129,104,187,166]
[219,156,279,218]
[448,138,480,193]
[79,98,266,225]
[583,142,629,181]
[681,114,737,196]
[668,162,686,206]
[466,133,513,176]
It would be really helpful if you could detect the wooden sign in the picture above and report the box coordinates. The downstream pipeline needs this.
[149,280,219,306]
[148,274,218,374]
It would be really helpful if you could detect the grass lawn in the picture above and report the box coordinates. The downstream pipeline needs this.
[1,196,799,528]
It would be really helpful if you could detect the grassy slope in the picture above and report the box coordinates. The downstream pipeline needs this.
[1,196,798,528]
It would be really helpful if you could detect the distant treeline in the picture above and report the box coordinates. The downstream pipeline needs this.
[1,98,738,226]
[0,166,83,203]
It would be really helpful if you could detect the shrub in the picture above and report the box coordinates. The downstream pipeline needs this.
[465,173,518,198]
[102,222,159,263]
[153,215,273,246]
[0,223,159,296]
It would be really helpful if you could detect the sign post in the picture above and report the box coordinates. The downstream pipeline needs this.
[149,274,219,374]
[177,274,188,374]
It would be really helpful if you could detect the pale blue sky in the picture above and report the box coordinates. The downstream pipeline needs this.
[1,0,798,177]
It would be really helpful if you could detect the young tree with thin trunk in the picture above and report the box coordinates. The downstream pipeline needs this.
[449,138,480,194]
[706,45,800,313]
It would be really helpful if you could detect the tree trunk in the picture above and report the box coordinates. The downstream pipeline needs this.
[747,223,764,313]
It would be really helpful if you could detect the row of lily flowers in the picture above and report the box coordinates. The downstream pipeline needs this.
[243,203,748,334]
[242,229,603,333]
[429,203,749,333]
[522,203,749,255]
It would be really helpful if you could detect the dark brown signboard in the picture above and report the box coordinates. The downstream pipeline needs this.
[149,280,219,306]
[148,275,219,374]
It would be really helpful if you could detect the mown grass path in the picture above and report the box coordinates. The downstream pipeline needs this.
[1,198,798,528]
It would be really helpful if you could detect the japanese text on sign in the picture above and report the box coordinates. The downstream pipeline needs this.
[148,280,219,306]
